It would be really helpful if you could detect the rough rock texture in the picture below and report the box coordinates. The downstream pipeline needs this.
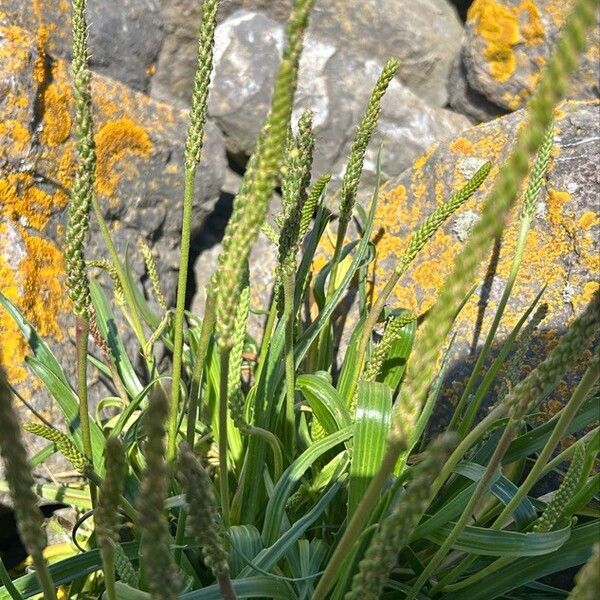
[452,0,600,118]
[360,99,599,425]
[448,48,511,122]
[0,26,225,419]
[0,0,163,92]
[221,0,464,107]
[209,11,470,187]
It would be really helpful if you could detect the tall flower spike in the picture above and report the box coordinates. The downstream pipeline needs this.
[522,119,554,218]
[345,434,456,600]
[338,58,399,227]
[364,311,417,382]
[392,0,597,443]
[496,303,548,400]
[185,0,219,170]
[177,443,236,599]
[533,443,585,533]
[505,292,599,423]
[65,0,96,318]
[96,437,126,600]
[569,543,600,600]
[137,390,179,599]
[298,172,331,240]
[395,161,491,276]
[0,369,57,600]
[216,0,315,349]
[278,110,315,275]
[138,238,167,312]
[23,423,89,474]
[95,437,126,546]
[228,277,251,431]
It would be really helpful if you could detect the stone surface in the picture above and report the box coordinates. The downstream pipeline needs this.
[209,11,470,187]
[362,99,599,425]
[221,0,464,107]
[448,48,511,122]
[456,0,599,115]
[0,0,163,92]
[0,26,225,424]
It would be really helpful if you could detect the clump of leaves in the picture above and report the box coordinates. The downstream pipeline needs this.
[0,1,598,600]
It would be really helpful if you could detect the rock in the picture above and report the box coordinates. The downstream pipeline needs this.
[0,0,163,92]
[209,11,470,188]
[221,0,464,107]
[0,26,226,425]
[456,0,599,114]
[448,48,510,122]
[363,99,599,426]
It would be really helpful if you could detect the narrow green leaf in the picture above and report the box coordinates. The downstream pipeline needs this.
[444,523,596,600]
[89,279,143,396]
[428,520,571,556]
[296,372,352,435]
[348,381,392,520]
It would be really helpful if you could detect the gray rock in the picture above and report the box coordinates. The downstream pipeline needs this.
[0,0,163,92]
[221,0,464,107]
[448,47,510,123]
[457,0,599,113]
[0,25,225,446]
[209,11,470,187]
[369,100,599,426]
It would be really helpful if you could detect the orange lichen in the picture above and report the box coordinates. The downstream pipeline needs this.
[468,0,520,82]
[546,189,570,226]
[578,211,599,230]
[450,138,475,155]
[95,118,152,197]
[0,120,30,154]
[468,0,546,82]
[40,81,72,146]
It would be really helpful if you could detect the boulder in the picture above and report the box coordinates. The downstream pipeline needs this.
[209,11,470,187]
[220,0,464,107]
[0,0,163,92]
[365,99,599,425]
[452,0,599,117]
[0,25,226,418]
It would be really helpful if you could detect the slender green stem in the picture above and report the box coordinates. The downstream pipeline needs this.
[494,358,599,528]
[283,271,297,456]
[30,552,57,600]
[407,427,516,600]
[187,288,217,447]
[75,316,96,506]
[219,348,231,529]
[100,544,117,600]
[451,216,532,434]
[0,557,24,600]
[168,169,196,460]
[312,438,404,600]
[255,299,278,383]
[540,426,598,479]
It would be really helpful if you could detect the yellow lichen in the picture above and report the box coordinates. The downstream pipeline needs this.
[578,211,599,230]
[468,0,520,82]
[0,120,30,154]
[468,0,546,83]
[40,81,72,146]
[450,138,475,155]
[95,118,152,197]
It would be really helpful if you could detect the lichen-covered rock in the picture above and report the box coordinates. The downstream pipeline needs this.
[363,99,599,426]
[448,48,511,122]
[209,10,470,187]
[0,26,225,404]
[220,0,464,107]
[455,0,599,116]
[0,0,163,92]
